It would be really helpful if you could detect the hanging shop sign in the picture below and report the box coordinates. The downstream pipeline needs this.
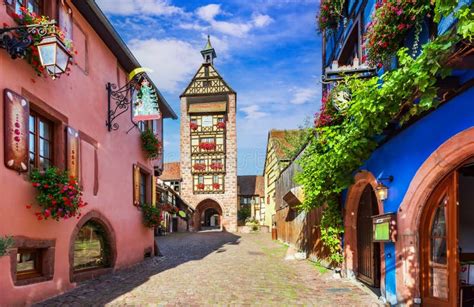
[372,212,397,242]
[4,89,29,172]
[132,77,161,122]
[66,126,80,180]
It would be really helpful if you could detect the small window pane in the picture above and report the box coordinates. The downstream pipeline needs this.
[29,133,35,153]
[16,251,37,272]
[29,115,35,133]
[39,157,51,170]
[39,139,51,158]
[39,120,51,139]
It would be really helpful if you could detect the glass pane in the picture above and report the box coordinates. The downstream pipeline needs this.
[39,120,51,139]
[431,237,447,265]
[29,152,35,166]
[39,44,56,65]
[431,266,448,299]
[39,139,50,159]
[16,251,36,272]
[39,157,50,170]
[431,199,447,237]
[56,47,69,72]
[29,115,35,133]
[29,133,35,153]
[74,222,108,271]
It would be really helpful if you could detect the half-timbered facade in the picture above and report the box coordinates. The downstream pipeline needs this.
[179,37,238,232]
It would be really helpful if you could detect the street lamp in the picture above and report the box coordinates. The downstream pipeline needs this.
[36,34,72,79]
[376,176,394,202]
[0,22,71,79]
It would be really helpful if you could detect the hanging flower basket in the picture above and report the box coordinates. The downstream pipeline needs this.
[141,129,161,159]
[210,162,223,170]
[199,142,216,151]
[140,203,161,228]
[212,183,221,190]
[318,0,345,32]
[28,168,87,221]
[193,163,206,171]
[216,122,226,129]
[12,7,76,76]
[196,183,205,190]
[364,0,430,66]
[190,122,198,131]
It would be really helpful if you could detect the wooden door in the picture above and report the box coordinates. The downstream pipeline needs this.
[420,172,458,307]
[357,185,380,287]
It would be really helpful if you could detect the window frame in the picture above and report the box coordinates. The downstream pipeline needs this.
[6,0,44,17]
[29,111,54,170]
[16,248,43,280]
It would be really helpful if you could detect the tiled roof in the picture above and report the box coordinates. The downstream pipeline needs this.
[269,129,304,160]
[238,175,264,196]
[160,162,181,181]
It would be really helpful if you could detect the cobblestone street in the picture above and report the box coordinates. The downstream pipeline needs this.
[38,232,382,306]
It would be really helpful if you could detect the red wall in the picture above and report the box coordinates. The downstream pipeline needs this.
[0,2,157,304]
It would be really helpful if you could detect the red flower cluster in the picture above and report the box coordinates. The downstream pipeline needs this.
[216,122,226,129]
[199,142,216,151]
[364,0,428,65]
[193,163,206,171]
[212,183,220,190]
[13,7,77,77]
[318,0,345,32]
[28,168,87,221]
[190,122,198,130]
[314,92,334,127]
[196,183,205,190]
[210,162,223,170]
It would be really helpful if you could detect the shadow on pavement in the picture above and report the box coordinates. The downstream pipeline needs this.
[35,231,241,306]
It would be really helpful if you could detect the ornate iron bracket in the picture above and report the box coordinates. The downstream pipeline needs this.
[106,72,146,132]
[0,22,56,59]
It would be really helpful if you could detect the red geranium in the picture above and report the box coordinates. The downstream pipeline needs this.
[193,163,206,171]
[216,122,226,129]
[212,183,220,190]
[318,0,345,32]
[196,183,205,190]
[210,162,223,170]
[199,142,216,151]
[190,122,198,130]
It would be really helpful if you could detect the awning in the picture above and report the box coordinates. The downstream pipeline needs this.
[188,102,227,114]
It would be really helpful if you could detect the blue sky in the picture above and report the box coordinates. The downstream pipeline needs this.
[96,0,322,175]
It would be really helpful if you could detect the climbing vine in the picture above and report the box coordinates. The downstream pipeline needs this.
[298,3,473,264]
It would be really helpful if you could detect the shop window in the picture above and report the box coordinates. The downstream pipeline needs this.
[73,220,112,272]
[16,248,43,280]
[29,112,54,170]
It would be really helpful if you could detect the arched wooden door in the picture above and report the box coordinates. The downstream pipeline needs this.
[357,185,381,287]
[420,172,458,306]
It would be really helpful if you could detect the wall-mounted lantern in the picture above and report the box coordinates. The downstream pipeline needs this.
[0,22,71,79]
[37,35,72,79]
[376,175,393,201]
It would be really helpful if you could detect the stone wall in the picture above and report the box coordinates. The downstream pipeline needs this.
[180,93,238,232]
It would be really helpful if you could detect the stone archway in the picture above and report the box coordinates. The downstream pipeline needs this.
[194,199,223,231]
[69,210,117,282]
[396,127,474,305]
[344,171,385,293]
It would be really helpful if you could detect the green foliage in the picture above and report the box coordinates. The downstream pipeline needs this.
[238,206,251,221]
[0,236,14,256]
[140,129,161,159]
[298,3,472,263]
[277,127,313,160]
[140,203,161,228]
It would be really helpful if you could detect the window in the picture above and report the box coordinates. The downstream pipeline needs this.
[29,113,53,170]
[200,137,215,144]
[198,175,204,184]
[213,175,219,184]
[138,121,146,132]
[139,171,147,205]
[16,248,43,280]
[9,0,43,15]
[73,220,111,272]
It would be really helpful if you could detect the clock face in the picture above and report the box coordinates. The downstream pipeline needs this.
[202,116,213,127]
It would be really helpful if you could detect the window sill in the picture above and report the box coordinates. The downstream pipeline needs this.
[14,274,52,286]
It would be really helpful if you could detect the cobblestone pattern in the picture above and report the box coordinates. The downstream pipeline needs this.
[37,232,382,306]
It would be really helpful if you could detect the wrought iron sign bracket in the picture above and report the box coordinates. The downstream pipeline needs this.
[106,73,144,132]
[0,22,56,59]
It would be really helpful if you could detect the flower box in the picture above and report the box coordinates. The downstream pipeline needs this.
[196,183,205,190]
[190,122,198,131]
[199,142,216,151]
[210,162,223,170]
[212,183,220,190]
[216,122,226,129]
[193,163,206,171]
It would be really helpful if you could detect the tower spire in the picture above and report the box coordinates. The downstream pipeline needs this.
[201,35,217,65]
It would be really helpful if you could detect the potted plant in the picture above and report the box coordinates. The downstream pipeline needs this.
[196,183,205,190]
[199,142,216,151]
[140,203,161,228]
[190,122,198,131]
[28,168,87,221]
[193,163,206,171]
[212,183,220,190]
[318,0,345,32]
[216,122,226,129]
[140,129,161,159]
[210,162,223,170]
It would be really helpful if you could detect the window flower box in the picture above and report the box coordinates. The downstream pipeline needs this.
[190,122,198,131]
[196,183,205,190]
[199,142,216,151]
[193,163,206,171]
[212,183,220,190]
[210,162,223,170]
[216,122,226,129]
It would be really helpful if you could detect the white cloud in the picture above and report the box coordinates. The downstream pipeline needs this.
[240,105,268,119]
[128,38,202,93]
[290,87,318,105]
[96,0,184,16]
[195,4,272,37]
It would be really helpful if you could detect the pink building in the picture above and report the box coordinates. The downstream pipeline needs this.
[0,0,176,305]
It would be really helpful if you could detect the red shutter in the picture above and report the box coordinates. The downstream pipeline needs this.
[66,126,80,180]
[4,89,29,172]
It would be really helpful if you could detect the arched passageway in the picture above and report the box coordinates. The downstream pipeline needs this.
[194,199,223,231]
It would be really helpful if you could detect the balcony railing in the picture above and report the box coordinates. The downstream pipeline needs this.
[194,183,224,194]
[192,143,225,154]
